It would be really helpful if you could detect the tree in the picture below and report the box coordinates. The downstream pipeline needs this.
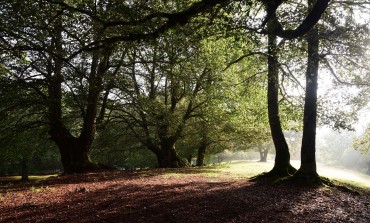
[265,24,296,176]
[294,9,320,180]
[42,0,331,47]
[318,1,370,130]
[353,125,370,174]
[91,122,158,169]
[0,0,334,173]
[111,32,223,167]
[177,118,214,167]
[0,99,59,179]
[270,0,370,183]
[257,140,273,162]
[0,1,123,173]
[0,0,231,172]
[293,0,370,182]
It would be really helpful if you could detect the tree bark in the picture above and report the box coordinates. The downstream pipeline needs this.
[50,126,98,174]
[196,142,207,166]
[294,0,320,181]
[266,26,295,176]
[155,141,187,168]
[46,20,108,174]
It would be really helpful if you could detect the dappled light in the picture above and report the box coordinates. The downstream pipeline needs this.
[317,164,370,188]
[1,162,369,222]
[1,0,370,222]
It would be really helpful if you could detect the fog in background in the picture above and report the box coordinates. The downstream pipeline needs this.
[213,127,370,175]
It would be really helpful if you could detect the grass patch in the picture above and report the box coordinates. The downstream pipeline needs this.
[330,179,369,193]
[0,174,59,184]
[161,171,221,179]
[30,186,55,193]
[156,161,273,179]
[201,172,221,178]
[161,173,197,178]
[30,186,42,193]
[217,161,274,178]
[190,161,370,190]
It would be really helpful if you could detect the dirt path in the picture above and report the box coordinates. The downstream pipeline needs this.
[1,168,369,223]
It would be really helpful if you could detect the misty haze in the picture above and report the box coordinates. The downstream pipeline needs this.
[1,0,370,223]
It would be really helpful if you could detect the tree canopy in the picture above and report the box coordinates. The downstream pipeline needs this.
[0,0,369,178]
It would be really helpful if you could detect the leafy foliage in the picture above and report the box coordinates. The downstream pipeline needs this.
[0,0,369,173]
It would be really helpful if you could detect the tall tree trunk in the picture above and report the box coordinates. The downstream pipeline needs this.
[294,0,320,181]
[50,127,98,174]
[266,27,296,176]
[46,20,107,174]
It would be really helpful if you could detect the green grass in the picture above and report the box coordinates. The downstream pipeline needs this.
[329,179,370,192]
[1,162,368,191]
[162,173,197,178]
[30,186,56,193]
[217,161,274,178]
[155,161,370,190]
[154,161,273,179]
[0,174,58,184]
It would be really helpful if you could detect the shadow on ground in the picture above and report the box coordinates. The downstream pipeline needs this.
[1,169,369,223]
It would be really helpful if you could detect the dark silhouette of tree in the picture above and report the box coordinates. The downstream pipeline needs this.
[293,18,320,181]
[266,29,296,176]
[0,0,333,173]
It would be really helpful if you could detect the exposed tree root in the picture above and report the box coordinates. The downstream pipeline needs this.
[272,173,362,195]
[250,164,297,181]
[274,172,322,186]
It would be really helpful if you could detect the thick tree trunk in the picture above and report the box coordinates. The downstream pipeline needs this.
[150,139,188,168]
[156,146,187,168]
[294,1,320,182]
[48,77,99,174]
[266,29,295,176]
[46,21,109,174]
[50,126,98,174]
[196,142,207,166]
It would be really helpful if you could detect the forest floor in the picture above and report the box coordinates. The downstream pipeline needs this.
[0,161,369,223]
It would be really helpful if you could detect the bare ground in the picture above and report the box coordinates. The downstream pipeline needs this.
[0,168,369,223]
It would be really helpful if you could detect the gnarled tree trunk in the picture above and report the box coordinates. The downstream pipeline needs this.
[47,20,109,174]
[155,141,188,168]
[50,126,98,174]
